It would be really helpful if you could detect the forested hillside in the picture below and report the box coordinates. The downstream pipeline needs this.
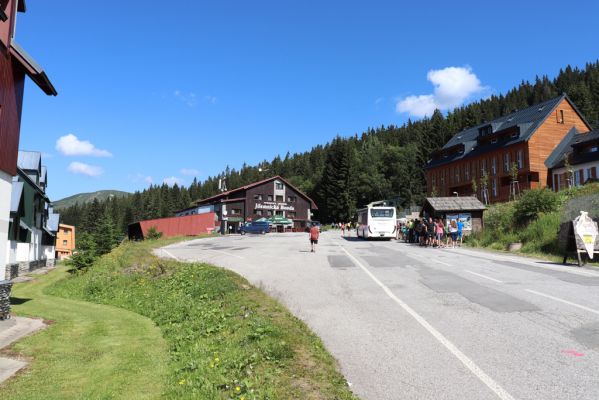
[60,61,599,234]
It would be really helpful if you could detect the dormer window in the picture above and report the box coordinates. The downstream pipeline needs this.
[479,125,493,136]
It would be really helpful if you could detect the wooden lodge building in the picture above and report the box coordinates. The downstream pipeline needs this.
[176,176,318,232]
[425,94,592,203]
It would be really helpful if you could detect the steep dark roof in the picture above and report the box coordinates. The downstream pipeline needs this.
[426,95,589,169]
[424,197,486,212]
[546,129,599,169]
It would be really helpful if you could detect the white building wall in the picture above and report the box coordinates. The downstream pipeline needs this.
[552,160,599,190]
[0,171,11,281]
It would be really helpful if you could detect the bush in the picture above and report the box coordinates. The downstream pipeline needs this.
[513,188,560,225]
[484,201,516,232]
[145,226,163,240]
[520,212,561,254]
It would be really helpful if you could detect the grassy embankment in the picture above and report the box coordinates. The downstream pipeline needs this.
[1,263,168,399]
[2,237,357,400]
[466,183,599,262]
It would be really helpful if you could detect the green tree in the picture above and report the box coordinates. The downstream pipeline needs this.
[95,210,119,256]
[66,232,97,271]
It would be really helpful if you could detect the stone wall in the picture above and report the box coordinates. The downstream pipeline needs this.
[4,258,53,281]
[0,280,12,319]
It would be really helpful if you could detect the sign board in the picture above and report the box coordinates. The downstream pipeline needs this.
[255,202,295,211]
[573,211,599,259]
[445,213,472,231]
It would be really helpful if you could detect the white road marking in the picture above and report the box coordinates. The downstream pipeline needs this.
[434,259,452,267]
[525,289,599,316]
[339,245,516,400]
[161,249,180,261]
[464,270,504,284]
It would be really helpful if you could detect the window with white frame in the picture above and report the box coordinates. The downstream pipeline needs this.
[491,158,496,175]
[492,178,498,197]
[275,182,284,190]
[517,150,523,170]
[503,152,510,172]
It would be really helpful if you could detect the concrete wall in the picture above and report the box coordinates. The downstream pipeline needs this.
[0,171,11,281]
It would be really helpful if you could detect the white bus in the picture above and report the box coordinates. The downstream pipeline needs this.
[356,201,397,240]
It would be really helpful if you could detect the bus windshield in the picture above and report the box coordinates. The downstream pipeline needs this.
[370,208,395,218]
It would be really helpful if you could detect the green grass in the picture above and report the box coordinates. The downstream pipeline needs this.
[0,264,168,400]
[5,237,357,399]
[465,184,599,266]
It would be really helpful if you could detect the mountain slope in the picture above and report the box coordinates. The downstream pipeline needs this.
[53,190,131,210]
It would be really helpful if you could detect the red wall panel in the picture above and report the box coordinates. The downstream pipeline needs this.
[0,46,25,176]
[139,213,216,238]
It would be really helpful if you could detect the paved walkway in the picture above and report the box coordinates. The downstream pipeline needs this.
[0,315,46,384]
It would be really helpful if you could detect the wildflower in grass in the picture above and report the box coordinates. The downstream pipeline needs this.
[179,379,186,385]
[235,386,241,393]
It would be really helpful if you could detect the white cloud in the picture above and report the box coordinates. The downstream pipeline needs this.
[396,66,487,118]
[56,134,112,157]
[180,168,200,176]
[129,173,153,185]
[204,95,217,104]
[174,90,198,107]
[163,176,183,186]
[67,161,103,177]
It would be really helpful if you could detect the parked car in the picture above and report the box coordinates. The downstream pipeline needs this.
[240,221,270,235]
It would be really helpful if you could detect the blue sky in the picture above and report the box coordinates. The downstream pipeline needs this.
[15,0,599,200]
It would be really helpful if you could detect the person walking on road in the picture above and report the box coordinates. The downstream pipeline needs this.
[310,224,320,252]
[457,219,464,246]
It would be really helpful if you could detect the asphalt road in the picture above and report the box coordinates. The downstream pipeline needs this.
[158,231,599,400]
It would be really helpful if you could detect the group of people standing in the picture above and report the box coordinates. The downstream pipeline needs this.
[399,217,463,248]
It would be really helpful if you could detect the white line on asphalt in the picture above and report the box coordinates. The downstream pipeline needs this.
[525,289,599,316]
[161,249,180,261]
[434,259,452,267]
[464,270,504,283]
[339,245,516,400]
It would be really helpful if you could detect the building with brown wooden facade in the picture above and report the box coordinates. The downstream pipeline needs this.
[425,95,592,203]
[1,0,57,286]
[177,176,318,232]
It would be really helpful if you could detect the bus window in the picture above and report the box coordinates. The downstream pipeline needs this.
[370,208,395,218]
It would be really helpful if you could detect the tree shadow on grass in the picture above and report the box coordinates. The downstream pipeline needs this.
[9,297,32,305]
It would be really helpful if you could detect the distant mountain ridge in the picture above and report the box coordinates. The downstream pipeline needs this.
[53,190,131,210]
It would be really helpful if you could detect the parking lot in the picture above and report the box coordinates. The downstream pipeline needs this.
[158,231,599,400]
